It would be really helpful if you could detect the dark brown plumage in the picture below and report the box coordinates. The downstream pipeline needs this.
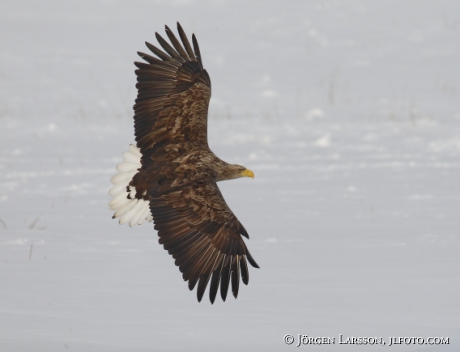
[116,23,258,303]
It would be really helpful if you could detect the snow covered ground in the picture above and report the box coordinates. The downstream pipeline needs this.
[1,1,460,351]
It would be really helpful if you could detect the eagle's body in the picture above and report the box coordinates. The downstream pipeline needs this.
[109,23,258,303]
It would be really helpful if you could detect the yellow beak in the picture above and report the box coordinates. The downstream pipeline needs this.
[240,169,254,179]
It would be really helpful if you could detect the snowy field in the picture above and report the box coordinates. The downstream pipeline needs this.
[1,1,460,351]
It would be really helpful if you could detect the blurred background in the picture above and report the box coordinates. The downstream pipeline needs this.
[1,1,459,351]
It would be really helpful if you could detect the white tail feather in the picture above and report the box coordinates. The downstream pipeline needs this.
[110,170,136,184]
[119,199,139,224]
[122,152,140,163]
[114,198,138,218]
[109,144,153,227]
[137,207,153,225]
[117,162,139,172]
[128,144,142,157]
[108,182,125,197]
[129,202,151,226]
[108,192,130,208]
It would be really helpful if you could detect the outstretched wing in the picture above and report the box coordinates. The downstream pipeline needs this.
[151,180,259,303]
[134,22,211,155]
[110,23,210,226]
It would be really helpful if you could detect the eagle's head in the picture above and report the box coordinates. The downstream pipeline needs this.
[218,164,254,182]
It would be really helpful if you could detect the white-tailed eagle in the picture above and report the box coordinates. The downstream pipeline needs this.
[109,23,258,303]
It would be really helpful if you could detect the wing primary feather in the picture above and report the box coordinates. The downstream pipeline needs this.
[187,246,215,289]
[181,242,212,283]
[187,246,211,291]
[196,249,218,279]
[209,256,225,304]
[246,250,260,269]
[231,255,240,298]
[155,32,182,60]
[165,25,189,59]
[209,271,220,304]
[177,22,196,61]
[196,275,208,302]
[192,34,203,69]
[220,255,232,301]
[145,41,172,62]
[240,256,249,285]
[196,251,220,303]
[137,51,167,66]
[134,60,177,72]
[239,222,249,239]
[136,55,179,74]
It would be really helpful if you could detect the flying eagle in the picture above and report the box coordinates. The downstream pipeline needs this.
[108,23,259,303]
